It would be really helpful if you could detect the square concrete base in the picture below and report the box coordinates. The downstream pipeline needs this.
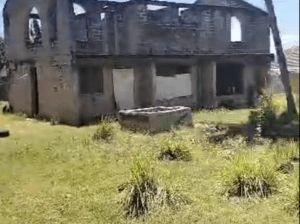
[118,106,193,133]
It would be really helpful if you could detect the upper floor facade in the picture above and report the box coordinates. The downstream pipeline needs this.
[3,0,271,61]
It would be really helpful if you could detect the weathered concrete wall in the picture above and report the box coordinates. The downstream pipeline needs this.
[199,61,216,108]
[156,74,192,101]
[3,0,273,125]
[75,58,157,124]
[211,56,271,107]
[133,60,156,108]
[127,4,269,55]
[79,67,116,124]
[67,1,270,56]
[7,62,33,114]
[113,68,135,110]
[118,106,193,133]
[4,0,80,125]
[70,1,106,54]
[76,58,115,124]
[36,58,80,125]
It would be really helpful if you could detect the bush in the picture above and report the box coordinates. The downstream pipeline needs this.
[222,153,277,199]
[92,119,115,141]
[119,156,188,218]
[249,89,277,135]
[158,139,192,161]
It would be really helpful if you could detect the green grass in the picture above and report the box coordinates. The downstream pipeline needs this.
[273,93,300,115]
[0,103,299,224]
[193,108,250,125]
[221,151,278,199]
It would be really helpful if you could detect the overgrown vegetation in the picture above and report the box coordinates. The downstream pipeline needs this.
[271,140,299,161]
[158,138,192,161]
[282,171,299,216]
[92,118,115,141]
[119,156,188,218]
[222,152,278,199]
[0,101,298,223]
[249,89,276,129]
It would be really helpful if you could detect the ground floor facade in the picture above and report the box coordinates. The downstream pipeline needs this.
[6,54,273,126]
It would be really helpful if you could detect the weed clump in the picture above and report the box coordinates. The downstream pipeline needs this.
[271,140,299,161]
[92,119,115,141]
[276,161,294,174]
[283,172,299,216]
[119,156,188,218]
[222,153,277,199]
[158,139,192,161]
[249,89,277,132]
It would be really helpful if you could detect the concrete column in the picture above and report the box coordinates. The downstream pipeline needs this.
[201,61,217,108]
[133,60,156,108]
[56,0,72,55]
[243,66,255,106]
[196,65,202,107]
[190,65,198,107]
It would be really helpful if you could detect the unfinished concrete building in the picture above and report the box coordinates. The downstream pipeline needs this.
[3,0,274,125]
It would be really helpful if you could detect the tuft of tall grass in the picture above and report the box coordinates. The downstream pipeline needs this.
[222,152,278,199]
[158,139,192,161]
[270,140,299,161]
[92,118,115,141]
[119,155,188,218]
[278,170,299,216]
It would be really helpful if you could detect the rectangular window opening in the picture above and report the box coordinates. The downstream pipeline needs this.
[156,64,190,77]
[79,66,104,94]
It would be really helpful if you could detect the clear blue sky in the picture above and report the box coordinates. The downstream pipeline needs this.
[0,0,298,50]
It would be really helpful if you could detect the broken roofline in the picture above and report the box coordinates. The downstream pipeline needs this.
[70,0,268,16]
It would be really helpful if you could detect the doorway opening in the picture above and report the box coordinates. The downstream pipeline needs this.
[30,67,39,116]
[216,63,244,96]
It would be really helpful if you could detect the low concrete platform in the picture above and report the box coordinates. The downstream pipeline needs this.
[118,106,193,133]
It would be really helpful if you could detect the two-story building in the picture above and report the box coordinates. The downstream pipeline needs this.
[3,0,274,125]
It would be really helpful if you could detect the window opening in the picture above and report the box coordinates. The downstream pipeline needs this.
[146,5,167,11]
[101,13,106,20]
[156,64,189,77]
[73,3,86,16]
[231,16,241,42]
[28,7,42,45]
[178,8,188,16]
[79,66,104,94]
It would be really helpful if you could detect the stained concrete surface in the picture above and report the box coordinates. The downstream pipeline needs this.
[3,0,274,125]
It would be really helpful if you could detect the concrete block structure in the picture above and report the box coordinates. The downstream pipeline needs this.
[3,0,274,126]
[118,106,192,132]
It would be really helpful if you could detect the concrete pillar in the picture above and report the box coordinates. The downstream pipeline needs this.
[243,66,255,106]
[133,60,156,108]
[190,65,198,107]
[201,61,217,108]
[56,0,72,55]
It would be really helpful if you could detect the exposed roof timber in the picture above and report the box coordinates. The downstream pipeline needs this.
[69,0,267,15]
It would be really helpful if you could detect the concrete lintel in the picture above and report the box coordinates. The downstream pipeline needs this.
[75,53,274,60]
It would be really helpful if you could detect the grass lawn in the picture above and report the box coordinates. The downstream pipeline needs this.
[0,102,299,224]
